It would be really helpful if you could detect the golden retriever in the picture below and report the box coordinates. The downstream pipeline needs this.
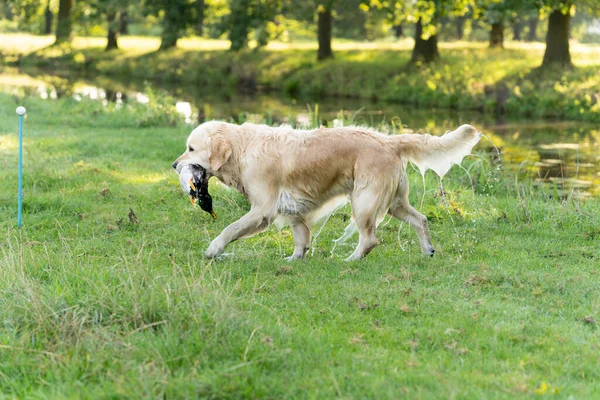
[173,121,481,260]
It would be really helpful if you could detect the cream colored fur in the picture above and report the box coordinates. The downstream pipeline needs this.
[173,121,481,260]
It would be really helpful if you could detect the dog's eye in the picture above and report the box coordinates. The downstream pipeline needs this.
[188,147,195,152]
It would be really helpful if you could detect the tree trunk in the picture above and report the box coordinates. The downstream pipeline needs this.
[512,21,523,41]
[392,24,403,39]
[526,17,538,42]
[196,0,205,36]
[229,0,250,51]
[456,17,464,40]
[106,11,119,51]
[119,10,129,35]
[54,0,73,44]
[542,9,572,68]
[44,1,53,35]
[490,23,504,48]
[159,7,179,50]
[317,7,333,61]
[440,17,447,36]
[411,18,439,63]
[160,32,178,49]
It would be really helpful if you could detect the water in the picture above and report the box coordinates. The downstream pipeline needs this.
[2,67,599,197]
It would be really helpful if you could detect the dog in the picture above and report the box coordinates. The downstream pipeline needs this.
[173,121,481,260]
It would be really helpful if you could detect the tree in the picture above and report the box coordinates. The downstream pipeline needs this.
[281,0,341,60]
[195,0,205,35]
[409,1,473,63]
[161,0,193,49]
[227,0,251,50]
[474,0,539,49]
[512,19,523,40]
[5,0,49,34]
[119,9,128,34]
[223,0,282,51]
[333,0,370,40]
[489,21,504,47]
[93,0,122,50]
[360,0,410,46]
[44,0,53,34]
[55,0,73,43]
[106,8,119,50]
[455,15,466,40]
[542,4,573,67]
[361,0,472,64]
[317,1,334,60]
[83,0,130,50]
[474,0,511,48]
[533,0,599,68]
[144,0,196,49]
[412,17,439,62]
[526,14,538,41]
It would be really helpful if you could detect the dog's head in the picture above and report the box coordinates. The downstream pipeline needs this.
[172,121,233,175]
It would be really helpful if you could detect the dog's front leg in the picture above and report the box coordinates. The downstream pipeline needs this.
[205,209,273,258]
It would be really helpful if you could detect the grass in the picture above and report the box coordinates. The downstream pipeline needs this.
[2,33,600,122]
[1,91,600,398]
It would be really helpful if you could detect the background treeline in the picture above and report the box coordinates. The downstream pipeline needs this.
[1,0,599,68]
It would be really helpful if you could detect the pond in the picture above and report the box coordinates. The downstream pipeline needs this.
[2,67,599,197]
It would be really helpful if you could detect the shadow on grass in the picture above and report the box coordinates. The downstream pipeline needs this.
[493,62,600,119]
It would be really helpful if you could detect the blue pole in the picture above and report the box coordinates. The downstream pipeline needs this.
[16,106,26,228]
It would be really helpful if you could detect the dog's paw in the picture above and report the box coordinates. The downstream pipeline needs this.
[205,241,225,259]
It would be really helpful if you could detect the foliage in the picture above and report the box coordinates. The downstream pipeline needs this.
[360,0,474,63]
[143,0,198,48]
[221,0,283,50]
[3,0,48,33]
[363,0,473,38]
[131,86,185,127]
[472,0,537,24]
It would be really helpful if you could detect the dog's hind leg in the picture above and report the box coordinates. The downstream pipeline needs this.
[346,189,383,261]
[205,208,275,258]
[388,173,435,256]
[389,204,434,256]
[289,222,311,260]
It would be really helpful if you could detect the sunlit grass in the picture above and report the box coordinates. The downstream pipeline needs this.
[0,135,18,150]
[0,33,55,54]
[5,31,598,51]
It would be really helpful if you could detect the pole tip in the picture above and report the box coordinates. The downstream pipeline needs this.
[16,106,26,116]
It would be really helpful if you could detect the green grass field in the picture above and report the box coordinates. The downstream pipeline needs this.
[1,92,599,398]
[3,33,600,122]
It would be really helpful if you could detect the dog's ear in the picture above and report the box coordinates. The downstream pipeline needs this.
[209,135,232,172]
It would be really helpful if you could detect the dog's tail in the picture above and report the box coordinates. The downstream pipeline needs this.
[390,124,481,178]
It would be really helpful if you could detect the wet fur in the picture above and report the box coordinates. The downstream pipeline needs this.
[173,121,480,260]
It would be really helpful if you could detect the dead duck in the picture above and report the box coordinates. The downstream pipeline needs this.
[178,164,216,219]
